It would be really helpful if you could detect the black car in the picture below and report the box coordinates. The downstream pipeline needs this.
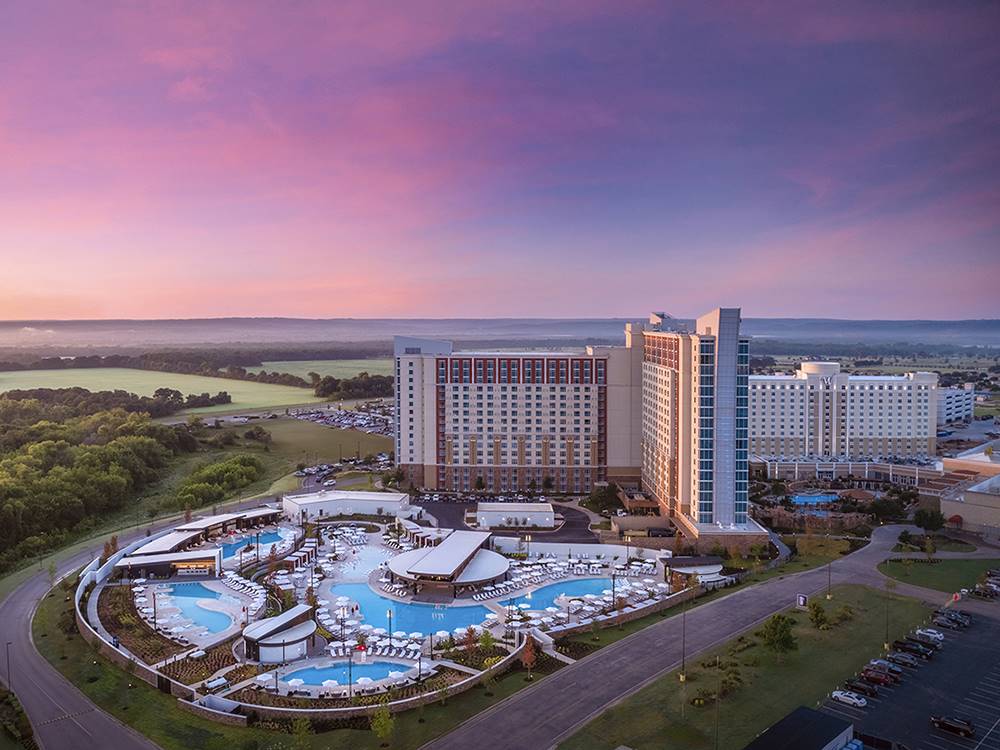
[893,640,933,659]
[886,651,921,668]
[930,715,975,738]
[970,588,994,600]
[845,678,879,697]
[936,608,972,625]
[906,634,942,651]
[932,616,961,630]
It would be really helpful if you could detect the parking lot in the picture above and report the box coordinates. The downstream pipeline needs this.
[819,609,1000,749]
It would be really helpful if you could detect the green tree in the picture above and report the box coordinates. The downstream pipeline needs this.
[478,630,496,652]
[482,655,503,696]
[807,600,829,630]
[758,614,798,662]
[474,475,486,491]
[370,696,394,747]
[914,508,945,534]
[923,535,936,563]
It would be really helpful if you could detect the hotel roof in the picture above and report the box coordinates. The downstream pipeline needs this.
[406,530,491,577]
[284,489,409,505]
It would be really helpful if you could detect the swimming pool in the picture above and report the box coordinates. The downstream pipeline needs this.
[219,531,283,559]
[504,578,613,611]
[284,660,403,685]
[791,494,838,506]
[328,582,491,633]
[167,582,233,633]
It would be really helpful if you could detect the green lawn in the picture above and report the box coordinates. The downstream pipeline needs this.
[0,367,323,414]
[32,586,553,750]
[249,359,394,379]
[250,417,392,464]
[560,585,930,750]
[878,558,1000,593]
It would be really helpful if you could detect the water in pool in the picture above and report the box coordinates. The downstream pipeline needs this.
[166,582,233,633]
[219,531,284,559]
[284,661,403,685]
[335,544,391,582]
[328,582,490,633]
[505,578,613,611]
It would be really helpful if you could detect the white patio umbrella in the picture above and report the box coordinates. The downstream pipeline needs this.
[392,630,406,639]
[131,586,145,593]
[134,578,147,584]
[287,678,305,688]
[255,673,273,684]
[545,606,560,613]
[435,630,450,639]
[322,680,339,688]
[484,613,498,620]
[517,603,531,610]
[134,596,147,604]
[345,620,360,627]
[327,641,343,650]
[356,677,374,685]
[408,632,424,640]
[359,624,374,632]
[372,627,387,636]
[317,599,330,606]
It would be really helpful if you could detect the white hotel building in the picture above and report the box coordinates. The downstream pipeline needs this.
[748,362,938,461]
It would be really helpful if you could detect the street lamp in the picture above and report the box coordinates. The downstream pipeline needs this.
[826,560,833,600]
[679,596,687,683]
[387,608,393,638]
[624,535,633,561]
[524,534,532,560]
[348,648,354,698]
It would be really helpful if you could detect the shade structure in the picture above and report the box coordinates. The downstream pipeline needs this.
[372,628,387,636]
[322,679,339,688]
[388,671,404,679]
[545,606,560,613]
[518,603,531,610]
[392,630,406,639]
[287,678,305,687]
[356,677,374,685]
[408,632,423,640]
[317,599,330,606]
[131,586,144,593]
[344,639,358,647]
[358,624,374,632]
[435,630,450,639]
[255,673,272,684]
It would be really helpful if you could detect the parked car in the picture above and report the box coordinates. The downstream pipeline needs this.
[914,628,945,643]
[906,634,941,651]
[864,665,901,683]
[893,640,933,659]
[935,608,971,625]
[932,616,961,630]
[886,651,920,668]
[930,715,975,737]
[860,669,894,686]
[868,659,904,677]
[970,588,995,600]
[832,690,868,708]
[844,678,879,698]
[323,479,337,487]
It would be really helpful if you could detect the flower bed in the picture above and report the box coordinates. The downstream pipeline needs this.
[96,585,186,664]
[159,638,238,684]
[440,645,508,670]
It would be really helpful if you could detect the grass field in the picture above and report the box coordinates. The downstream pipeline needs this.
[0,367,323,414]
[773,355,995,375]
[878,558,1000,593]
[32,585,554,750]
[560,585,930,750]
[249,358,394,379]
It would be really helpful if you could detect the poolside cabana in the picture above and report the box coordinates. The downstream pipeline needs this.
[243,604,317,663]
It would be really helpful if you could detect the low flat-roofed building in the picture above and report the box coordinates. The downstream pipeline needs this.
[942,473,1000,535]
[742,706,853,750]
[387,529,508,593]
[129,530,203,556]
[115,547,223,578]
[175,512,245,539]
[243,603,316,663]
[475,502,554,529]
[283,489,411,523]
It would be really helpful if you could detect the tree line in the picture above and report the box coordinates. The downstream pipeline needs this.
[0,397,200,573]
[0,386,229,423]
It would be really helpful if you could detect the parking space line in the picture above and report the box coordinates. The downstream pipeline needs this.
[820,703,863,722]
[924,740,964,750]
[974,718,1000,750]
[962,696,999,710]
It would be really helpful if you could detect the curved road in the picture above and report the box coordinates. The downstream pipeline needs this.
[0,492,281,750]
[2,517,995,750]
[421,525,1000,750]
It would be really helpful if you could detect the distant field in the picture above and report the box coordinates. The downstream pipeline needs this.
[0,367,323,414]
[252,417,392,463]
[773,355,994,375]
[249,358,394,379]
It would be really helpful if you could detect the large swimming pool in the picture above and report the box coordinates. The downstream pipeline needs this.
[219,531,283,559]
[167,582,233,633]
[284,660,403,685]
[328,582,491,633]
[505,578,613,611]
[791,494,839,506]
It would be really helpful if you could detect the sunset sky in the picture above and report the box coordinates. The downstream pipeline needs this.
[1,1,998,320]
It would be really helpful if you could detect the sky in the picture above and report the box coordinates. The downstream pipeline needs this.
[1,1,998,321]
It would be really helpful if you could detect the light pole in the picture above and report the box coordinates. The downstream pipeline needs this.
[524,533,532,560]
[679,596,687,683]
[624,535,633,561]
[5,641,11,692]
[826,560,833,600]
[348,648,354,698]
[387,608,393,639]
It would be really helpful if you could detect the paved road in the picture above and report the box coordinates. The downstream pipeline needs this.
[0,492,280,750]
[421,525,999,750]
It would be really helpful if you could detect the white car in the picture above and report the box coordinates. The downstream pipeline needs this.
[831,690,867,708]
[323,479,337,487]
[915,628,944,642]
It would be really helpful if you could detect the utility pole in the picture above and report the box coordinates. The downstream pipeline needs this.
[826,560,833,600]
